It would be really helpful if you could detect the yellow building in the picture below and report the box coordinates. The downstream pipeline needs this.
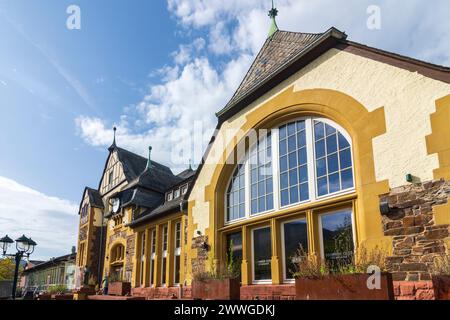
[76,8,449,300]
[185,13,450,299]
[76,131,195,298]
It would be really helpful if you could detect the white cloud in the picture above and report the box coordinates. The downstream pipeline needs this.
[0,176,78,261]
[77,0,450,172]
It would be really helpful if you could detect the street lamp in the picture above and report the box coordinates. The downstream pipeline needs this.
[0,234,37,300]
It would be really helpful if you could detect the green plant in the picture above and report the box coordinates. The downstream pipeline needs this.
[293,244,388,279]
[430,254,450,276]
[47,285,67,294]
[192,245,240,282]
[292,245,329,279]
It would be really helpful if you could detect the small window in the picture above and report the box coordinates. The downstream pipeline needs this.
[252,227,272,282]
[181,184,188,195]
[108,171,114,186]
[167,192,173,201]
[282,219,308,281]
[174,189,180,199]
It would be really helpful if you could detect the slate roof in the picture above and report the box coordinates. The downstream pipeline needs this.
[177,168,195,180]
[127,171,196,228]
[218,30,325,117]
[22,253,76,274]
[86,187,104,208]
[115,147,172,181]
[125,166,183,194]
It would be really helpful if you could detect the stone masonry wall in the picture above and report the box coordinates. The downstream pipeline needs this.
[191,235,209,275]
[380,179,450,281]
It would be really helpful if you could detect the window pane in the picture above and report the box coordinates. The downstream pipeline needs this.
[339,149,352,169]
[284,220,308,279]
[341,169,354,190]
[289,186,299,204]
[278,120,309,207]
[279,156,287,172]
[314,120,354,197]
[174,256,181,284]
[226,164,246,221]
[327,153,339,173]
[321,210,354,271]
[314,122,324,140]
[279,125,287,140]
[300,183,309,201]
[253,227,272,281]
[325,123,336,136]
[329,173,340,193]
[316,158,326,177]
[326,135,337,154]
[338,133,350,149]
[299,165,308,184]
[280,172,288,189]
[250,133,273,215]
[298,147,307,165]
[317,177,328,196]
[289,169,298,186]
[281,190,289,206]
[315,140,325,158]
[227,232,243,281]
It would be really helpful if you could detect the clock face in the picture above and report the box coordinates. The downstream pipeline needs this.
[112,198,120,213]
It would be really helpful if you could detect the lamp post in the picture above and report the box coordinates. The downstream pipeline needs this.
[0,234,37,300]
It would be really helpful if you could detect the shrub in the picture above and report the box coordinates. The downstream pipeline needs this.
[192,242,240,282]
[47,285,67,294]
[292,245,388,279]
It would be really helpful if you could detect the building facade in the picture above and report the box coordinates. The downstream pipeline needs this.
[75,137,195,298]
[21,253,77,292]
[186,25,450,297]
[75,14,449,299]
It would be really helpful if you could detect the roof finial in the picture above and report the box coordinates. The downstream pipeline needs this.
[188,159,192,170]
[146,146,153,171]
[108,127,117,151]
[268,0,279,39]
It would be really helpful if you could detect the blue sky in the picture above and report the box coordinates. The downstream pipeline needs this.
[0,0,449,260]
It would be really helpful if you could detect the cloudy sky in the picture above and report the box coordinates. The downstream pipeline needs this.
[0,0,449,260]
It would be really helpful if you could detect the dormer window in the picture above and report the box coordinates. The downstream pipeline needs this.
[174,189,180,199]
[167,192,173,201]
[181,184,188,195]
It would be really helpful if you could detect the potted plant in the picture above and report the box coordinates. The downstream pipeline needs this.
[108,273,131,296]
[430,254,450,300]
[191,242,241,300]
[293,245,394,300]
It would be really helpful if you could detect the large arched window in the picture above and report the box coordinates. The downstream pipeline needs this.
[225,117,354,223]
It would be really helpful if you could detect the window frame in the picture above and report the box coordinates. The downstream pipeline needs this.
[251,225,272,285]
[173,221,182,285]
[161,225,168,286]
[224,117,356,225]
[280,217,308,283]
[318,208,357,262]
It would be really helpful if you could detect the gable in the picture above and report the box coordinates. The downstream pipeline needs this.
[99,150,127,195]
[216,27,450,125]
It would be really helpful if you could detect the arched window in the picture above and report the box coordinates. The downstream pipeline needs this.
[225,117,354,223]
[226,164,246,221]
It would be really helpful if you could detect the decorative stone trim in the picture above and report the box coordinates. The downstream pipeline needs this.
[380,179,450,281]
